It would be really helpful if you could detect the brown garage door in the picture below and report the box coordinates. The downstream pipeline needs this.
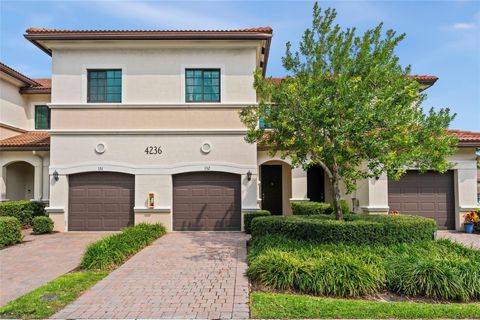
[173,172,241,231]
[69,172,134,231]
[388,171,455,229]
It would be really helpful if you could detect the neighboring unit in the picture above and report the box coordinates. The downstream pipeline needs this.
[0,27,478,231]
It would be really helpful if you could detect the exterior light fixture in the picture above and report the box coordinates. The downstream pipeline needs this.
[247,170,252,181]
[53,170,59,181]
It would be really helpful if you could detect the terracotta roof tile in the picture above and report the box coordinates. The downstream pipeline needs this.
[0,132,50,150]
[20,78,51,94]
[0,62,42,86]
[268,75,438,85]
[25,27,273,34]
[449,130,480,146]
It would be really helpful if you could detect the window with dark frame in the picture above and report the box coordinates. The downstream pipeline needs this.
[87,69,122,103]
[185,69,220,102]
[35,105,50,130]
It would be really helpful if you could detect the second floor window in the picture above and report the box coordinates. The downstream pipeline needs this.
[35,105,50,129]
[186,69,220,102]
[87,69,122,103]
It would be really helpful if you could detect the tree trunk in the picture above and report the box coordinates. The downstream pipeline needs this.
[331,167,343,220]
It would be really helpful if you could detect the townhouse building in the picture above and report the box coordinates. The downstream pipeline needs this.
[0,27,478,232]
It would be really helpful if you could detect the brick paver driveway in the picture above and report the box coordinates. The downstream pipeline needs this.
[438,230,480,249]
[0,231,108,306]
[54,232,250,319]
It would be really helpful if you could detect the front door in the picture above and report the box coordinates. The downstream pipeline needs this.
[261,165,283,215]
[307,165,325,202]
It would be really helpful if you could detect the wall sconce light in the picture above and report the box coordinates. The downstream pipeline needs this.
[53,170,59,181]
[247,170,252,181]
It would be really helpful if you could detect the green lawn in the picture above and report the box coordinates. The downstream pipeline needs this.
[0,271,108,319]
[251,292,480,319]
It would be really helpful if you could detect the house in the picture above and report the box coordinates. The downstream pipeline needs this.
[0,27,478,232]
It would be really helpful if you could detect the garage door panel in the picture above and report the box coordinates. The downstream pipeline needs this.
[68,172,134,231]
[173,172,241,231]
[388,171,454,230]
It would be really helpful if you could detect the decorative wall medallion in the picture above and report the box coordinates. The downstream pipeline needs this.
[95,142,106,154]
[201,141,212,154]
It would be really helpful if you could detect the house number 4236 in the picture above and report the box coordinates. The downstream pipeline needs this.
[144,146,163,155]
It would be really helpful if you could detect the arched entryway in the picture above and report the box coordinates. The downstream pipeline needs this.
[307,164,326,202]
[5,161,34,201]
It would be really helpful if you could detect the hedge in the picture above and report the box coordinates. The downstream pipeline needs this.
[291,202,332,215]
[291,200,350,216]
[32,216,54,234]
[0,216,22,247]
[0,201,46,226]
[80,223,166,271]
[244,210,271,234]
[251,214,436,245]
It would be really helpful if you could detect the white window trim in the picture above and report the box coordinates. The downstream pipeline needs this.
[81,64,127,104]
[180,64,225,104]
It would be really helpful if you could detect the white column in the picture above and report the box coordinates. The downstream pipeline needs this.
[290,167,309,201]
[42,155,50,203]
[33,165,42,201]
[0,166,6,201]
[455,165,478,230]
[361,173,389,214]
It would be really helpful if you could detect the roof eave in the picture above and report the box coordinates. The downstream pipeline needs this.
[24,32,273,57]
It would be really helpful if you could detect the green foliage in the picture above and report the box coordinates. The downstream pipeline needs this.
[239,3,457,220]
[80,223,166,271]
[0,200,46,226]
[291,201,333,215]
[251,292,480,319]
[32,216,54,234]
[251,214,436,245]
[0,271,108,319]
[248,235,480,301]
[248,248,382,297]
[340,199,350,215]
[0,216,22,247]
[244,210,271,234]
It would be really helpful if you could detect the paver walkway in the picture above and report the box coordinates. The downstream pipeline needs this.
[53,232,250,319]
[0,231,108,306]
[438,230,480,249]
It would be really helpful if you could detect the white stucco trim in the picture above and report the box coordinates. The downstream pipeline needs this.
[134,207,171,213]
[48,103,256,109]
[360,205,390,212]
[289,198,310,201]
[81,64,127,103]
[48,129,247,135]
[49,161,257,176]
[242,206,262,211]
[45,206,65,213]
[459,205,480,211]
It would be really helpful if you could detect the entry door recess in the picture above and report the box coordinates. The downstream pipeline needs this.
[261,165,283,215]
[307,165,325,202]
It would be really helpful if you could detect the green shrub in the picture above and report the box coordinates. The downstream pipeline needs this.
[247,237,384,297]
[244,210,271,234]
[0,216,22,247]
[340,199,350,215]
[32,216,54,234]
[81,223,166,271]
[0,201,46,226]
[248,234,480,301]
[251,214,436,245]
[291,201,333,215]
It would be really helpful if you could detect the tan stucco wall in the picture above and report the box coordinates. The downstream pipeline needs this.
[52,108,246,130]
[0,77,51,132]
[5,161,34,200]
[0,77,29,130]
[51,43,258,105]
[0,126,24,140]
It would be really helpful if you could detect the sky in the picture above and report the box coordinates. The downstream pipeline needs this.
[1,0,479,131]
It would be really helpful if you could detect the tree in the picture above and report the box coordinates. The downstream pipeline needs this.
[240,3,457,220]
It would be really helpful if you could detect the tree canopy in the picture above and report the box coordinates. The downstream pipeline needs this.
[240,3,457,219]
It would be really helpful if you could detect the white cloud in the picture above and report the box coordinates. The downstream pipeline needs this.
[452,22,476,30]
[94,1,239,29]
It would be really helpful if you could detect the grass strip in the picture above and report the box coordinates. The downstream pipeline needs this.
[251,292,480,319]
[0,271,108,319]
